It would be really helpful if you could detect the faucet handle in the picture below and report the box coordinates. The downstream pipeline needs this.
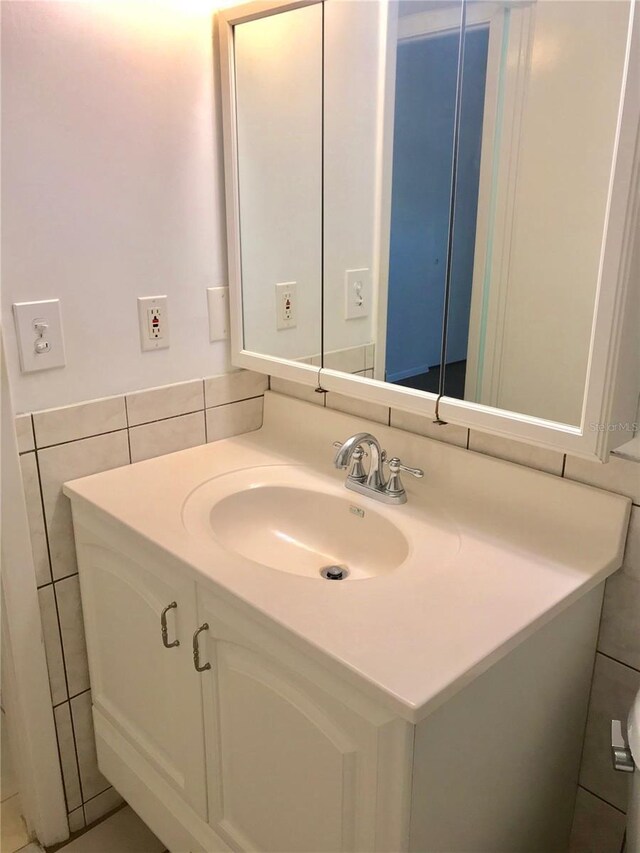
[387,457,424,478]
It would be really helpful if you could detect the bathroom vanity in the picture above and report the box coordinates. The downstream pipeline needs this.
[64,393,630,853]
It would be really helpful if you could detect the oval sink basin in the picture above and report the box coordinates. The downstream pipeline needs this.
[182,466,409,580]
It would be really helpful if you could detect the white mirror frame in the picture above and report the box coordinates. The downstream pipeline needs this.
[218,0,640,461]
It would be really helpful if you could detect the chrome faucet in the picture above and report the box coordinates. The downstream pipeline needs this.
[333,433,424,505]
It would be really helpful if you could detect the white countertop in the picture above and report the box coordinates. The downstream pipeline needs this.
[63,392,631,723]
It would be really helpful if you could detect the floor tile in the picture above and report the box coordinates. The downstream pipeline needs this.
[59,806,164,853]
[1,794,30,853]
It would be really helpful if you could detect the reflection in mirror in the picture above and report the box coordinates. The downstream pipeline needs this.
[235,4,322,361]
[442,1,632,424]
[323,0,464,386]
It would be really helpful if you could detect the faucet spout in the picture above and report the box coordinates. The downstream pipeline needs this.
[334,432,385,489]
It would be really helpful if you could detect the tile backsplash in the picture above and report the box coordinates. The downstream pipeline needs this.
[17,370,267,832]
[17,373,638,845]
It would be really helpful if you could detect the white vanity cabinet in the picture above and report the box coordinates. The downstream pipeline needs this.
[74,507,412,853]
[72,500,605,853]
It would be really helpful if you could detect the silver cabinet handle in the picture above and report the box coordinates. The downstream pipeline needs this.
[160,602,179,649]
[192,623,211,672]
[611,719,635,772]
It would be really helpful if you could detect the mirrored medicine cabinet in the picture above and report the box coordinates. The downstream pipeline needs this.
[218,0,640,460]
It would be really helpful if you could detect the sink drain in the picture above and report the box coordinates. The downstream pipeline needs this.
[320,565,349,581]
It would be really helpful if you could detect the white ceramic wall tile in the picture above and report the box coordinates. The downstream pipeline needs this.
[365,344,375,371]
[83,787,124,825]
[270,376,325,405]
[598,506,640,670]
[38,431,130,580]
[38,585,67,706]
[363,369,374,379]
[56,575,90,698]
[15,414,35,453]
[206,397,263,443]
[33,397,127,448]
[391,409,469,449]
[125,380,204,426]
[204,370,268,408]
[326,392,389,426]
[20,452,51,586]
[129,411,205,463]
[70,691,109,801]
[579,653,640,811]
[323,346,366,374]
[68,807,85,833]
[54,702,82,812]
[569,787,626,853]
[468,430,564,475]
[564,454,640,504]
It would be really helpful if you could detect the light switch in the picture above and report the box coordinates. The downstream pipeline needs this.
[207,287,229,342]
[13,299,66,373]
[345,269,370,320]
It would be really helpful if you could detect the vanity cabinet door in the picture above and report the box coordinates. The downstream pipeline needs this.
[74,520,208,819]
[196,588,412,853]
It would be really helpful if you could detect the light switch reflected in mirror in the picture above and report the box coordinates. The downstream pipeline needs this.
[233,0,633,431]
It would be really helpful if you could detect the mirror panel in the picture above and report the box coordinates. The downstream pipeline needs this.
[228,0,634,443]
[322,0,464,387]
[235,4,323,361]
[442,0,632,425]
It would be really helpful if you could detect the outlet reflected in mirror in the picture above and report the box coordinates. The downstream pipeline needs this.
[232,0,633,429]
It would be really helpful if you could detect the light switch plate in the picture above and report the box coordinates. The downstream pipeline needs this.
[13,299,66,372]
[345,269,370,320]
[207,287,229,342]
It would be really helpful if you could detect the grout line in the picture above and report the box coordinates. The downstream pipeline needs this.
[32,443,54,586]
[203,382,209,443]
[561,454,567,477]
[202,379,208,444]
[50,700,72,814]
[127,407,205,430]
[35,426,129,452]
[579,784,627,815]
[123,398,133,465]
[204,394,265,412]
[82,782,114,807]
[68,695,87,807]
[53,687,91,710]
[596,649,640,675]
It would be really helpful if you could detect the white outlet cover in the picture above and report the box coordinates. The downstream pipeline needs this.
[137,295,169,352]
[275,282,297,330]
[13,299,66,373]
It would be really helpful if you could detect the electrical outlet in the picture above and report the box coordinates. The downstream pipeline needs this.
[345,269,370,320]
[138,295,169,351]
[275,282,297,330]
